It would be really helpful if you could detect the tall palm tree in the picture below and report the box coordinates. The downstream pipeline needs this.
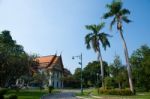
[85,22,110,88]
[103,0,134,93]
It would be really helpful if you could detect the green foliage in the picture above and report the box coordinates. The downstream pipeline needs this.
[104,77,114,89]
[0,30,39,87]
[62,75,80,88]
[48,86,54,93]
[73,61,109,88]
[0,88,8,96]
[8,94,17,99]
[4,89,47,99]
[82,61,109,87]
[85,22,111,88]
[74,68,81,81]
[103,0,134,93]
[109,55,128,89]
[130,45,150,92]
[0,95,4,99]
[0,88,8,99]
[85,23,110,52]
[32,71,48,88]
[103,0,131,30]
[98,88,133,95]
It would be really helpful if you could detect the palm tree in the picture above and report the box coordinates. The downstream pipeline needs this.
[85,22,110,88]
[103,0,134,93]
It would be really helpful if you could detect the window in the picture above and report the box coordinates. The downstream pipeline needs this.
[52,81,54,86]
[57,82,59,88]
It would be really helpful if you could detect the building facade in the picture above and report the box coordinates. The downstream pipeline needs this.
[35,55,64,88]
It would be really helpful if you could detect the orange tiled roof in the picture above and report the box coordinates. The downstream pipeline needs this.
[35,55,63,69]
[35,55,56,63]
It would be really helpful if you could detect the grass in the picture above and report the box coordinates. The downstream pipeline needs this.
[4,88,59,99]
[75,88,150,99]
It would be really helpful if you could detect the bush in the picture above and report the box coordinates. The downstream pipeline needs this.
[0,88,8,99]
[0,88,8,96]
[8,94,18,99]
[98,88,134,95]
[0,95,4,99]
[48,86,54,93]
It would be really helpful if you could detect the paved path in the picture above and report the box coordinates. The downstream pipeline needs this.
[42,89,78,99]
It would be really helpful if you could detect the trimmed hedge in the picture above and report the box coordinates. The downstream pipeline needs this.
[98,88,134,95]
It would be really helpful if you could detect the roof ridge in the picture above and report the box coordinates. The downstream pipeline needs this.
[37,55,60,58]
[45,55,57,68]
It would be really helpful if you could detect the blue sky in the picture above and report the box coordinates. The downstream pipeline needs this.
[0,0,149,73]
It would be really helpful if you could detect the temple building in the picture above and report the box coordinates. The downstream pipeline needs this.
[34,54,67,88]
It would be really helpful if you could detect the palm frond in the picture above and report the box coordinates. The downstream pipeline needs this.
[85,25,97,33]
[85,24,110,52]
[98,33,111,50]
[104,0,123,19]
[122,16,131,23]
[97,22,105,32]
[111,0,123,14]
[103,12,114,19]
[85,33,93,49]
[100,32,112,37]
[106,4,112,9]
[120,8,130,15]
[110,17,116,30]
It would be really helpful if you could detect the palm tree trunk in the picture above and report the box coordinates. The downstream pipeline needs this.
[119,30,134,93]
[97,49,104,89]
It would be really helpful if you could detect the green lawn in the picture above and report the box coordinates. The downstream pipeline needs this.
[76,89,150,99]
[5,89,48,99]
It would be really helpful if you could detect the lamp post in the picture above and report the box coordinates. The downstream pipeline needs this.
[72,53,83,94]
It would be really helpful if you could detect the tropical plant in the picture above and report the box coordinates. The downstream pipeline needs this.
[85,22,110,88]
[103,0,134,93]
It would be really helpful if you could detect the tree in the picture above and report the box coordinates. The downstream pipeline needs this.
[109,55,122,78]
[32,71,47,89]
[0,30,37,87]
[103,0,134,93]
[85,23,110,88]
[130,45,150,91]
[83,61,109,87]
[62,75,80,88]
[74,68,81,81]
[109,55,128,89]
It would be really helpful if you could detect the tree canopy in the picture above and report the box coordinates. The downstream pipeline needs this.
[130,45,150,91]
[0,30,37,87]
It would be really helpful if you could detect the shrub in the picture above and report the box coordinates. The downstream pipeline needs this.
[48,86,54,93]
[98,88,134,95]
[0,95,4,99]
[0,88,8,99]
[0,88,8,96]
[8,94,18,99]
